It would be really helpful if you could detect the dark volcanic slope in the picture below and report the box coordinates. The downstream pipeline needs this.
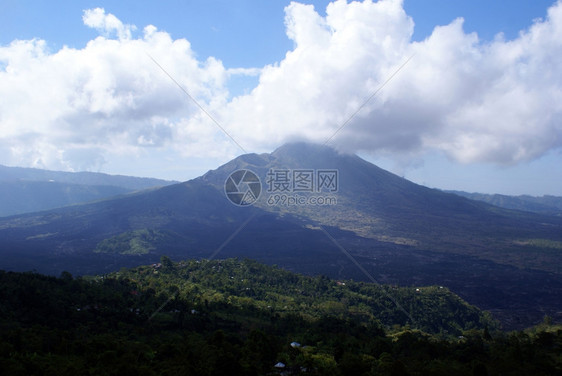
[0,177,334,276]
[0,142,561,329]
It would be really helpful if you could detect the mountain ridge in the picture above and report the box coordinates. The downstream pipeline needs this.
[0,164,176,189]
[448,190,562,216]
[0,164,178,217]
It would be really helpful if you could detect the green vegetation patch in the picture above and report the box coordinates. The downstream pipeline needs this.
[113,258,497,335]
[515,238,562,250]
[94,229,168,255]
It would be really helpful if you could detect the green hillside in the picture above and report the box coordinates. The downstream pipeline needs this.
[1,257,561,375]
[108,257,495,334]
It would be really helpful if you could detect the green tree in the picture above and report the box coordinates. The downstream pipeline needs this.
[160,255,175,272]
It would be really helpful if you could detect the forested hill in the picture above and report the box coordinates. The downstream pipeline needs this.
[109,257,495,334]
[2,257,561,375]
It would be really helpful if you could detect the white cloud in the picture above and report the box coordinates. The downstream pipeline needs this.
[222,0,562,167]
[82,7,136,40]
[1,1,562,177]
[0,8,233,172]
[222,0,415,150]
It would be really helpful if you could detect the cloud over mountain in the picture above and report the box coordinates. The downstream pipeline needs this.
[1,1,562,174]
[226,0,562,165]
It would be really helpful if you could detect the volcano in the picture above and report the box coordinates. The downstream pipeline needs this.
[1,142,561,329]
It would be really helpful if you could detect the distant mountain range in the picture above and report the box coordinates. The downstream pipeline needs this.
[447,190,562,216]
[0,143,561,329]
[0,164,176,217]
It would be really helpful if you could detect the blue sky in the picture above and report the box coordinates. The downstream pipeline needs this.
[1,1,554,62]
[1,0,561,195]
